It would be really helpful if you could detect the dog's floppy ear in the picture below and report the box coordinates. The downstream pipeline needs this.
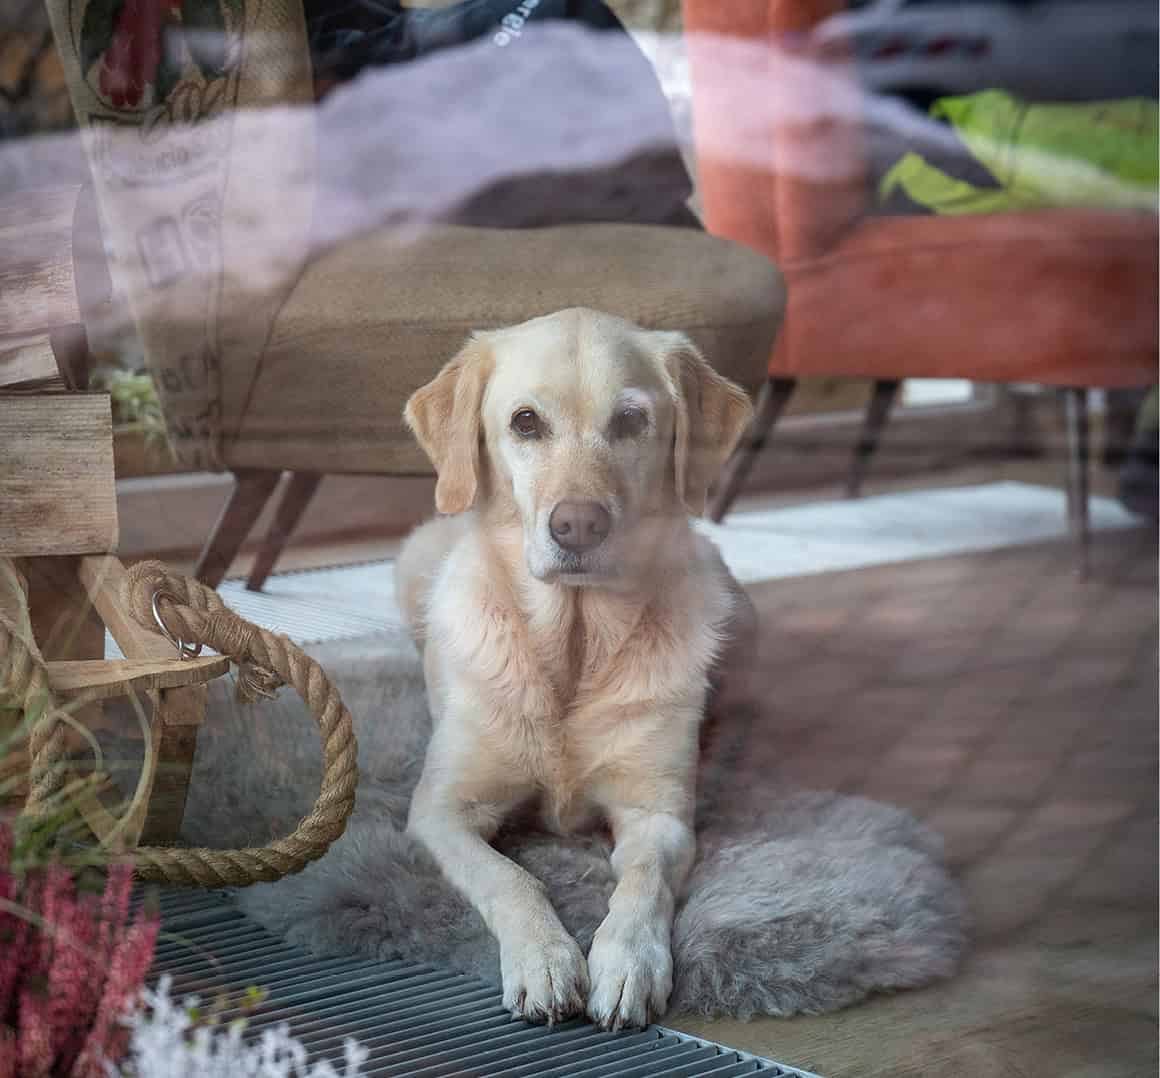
[404,337,493,515]
[664,335,754,517]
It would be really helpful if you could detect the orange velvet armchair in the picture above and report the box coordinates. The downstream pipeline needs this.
[685,0,1158,560]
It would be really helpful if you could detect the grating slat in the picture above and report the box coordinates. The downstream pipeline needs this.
[157,936,296,968]
[145,888,822,1076]
[238,968,464,1020]
[166,954,397,1000]
[242,954,390,984]
[294,1000,517,1055]
[385,1022,610,1076]
[649,1048,742,1078]
[156,927,291,957]
[206,952,392,991]
[487,1031,676,1078]
[399,1031,691,1078]
[156,917,278,946]
[343,1012,538,1062]
[246,984,501,1038]
[190,958,433,997]
[302,1005,536,1057]
[604,1043,710,1078]
[691,1062,766,1078]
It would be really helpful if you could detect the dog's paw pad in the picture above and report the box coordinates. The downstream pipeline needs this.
[586,924,672,1032]
[501,933,589,1025]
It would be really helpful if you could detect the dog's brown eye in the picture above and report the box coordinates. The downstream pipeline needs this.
[610,406,649,440]
[511,408,543,439]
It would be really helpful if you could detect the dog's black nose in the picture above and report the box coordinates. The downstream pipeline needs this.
[549,500,611,553]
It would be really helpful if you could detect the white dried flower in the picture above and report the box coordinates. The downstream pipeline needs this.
[110,976,369,1077]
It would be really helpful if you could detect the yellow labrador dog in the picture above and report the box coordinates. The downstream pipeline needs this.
[396,308,755,1031]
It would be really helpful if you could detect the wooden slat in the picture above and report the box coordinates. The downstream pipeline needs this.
[78,554,179,662]
[0,395,117,555]
[0,378,68,395]
[0,335,58,388]
[137,719,198,845]
[18,556,106,664]
[0,186,82,337]
[73,773,150,851]
[0,744,28,802]
[17,554,108,748]
[0,559,31,804]
[46,655,229,701]
[50,325,91,390]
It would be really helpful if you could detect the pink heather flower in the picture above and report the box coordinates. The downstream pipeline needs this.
[16,987,53,1078]
[0,824,12,891]
[0,874,38,1029]
[72,914,159,1078]
[34,865,72,974]
[45,898,95,1071]
[0,1027,16,1078]
[0,841,157,1078]
[55,892,104,1071]
[97,866,134,966]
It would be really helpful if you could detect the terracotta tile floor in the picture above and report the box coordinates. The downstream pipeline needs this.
[677,527,1158,1078]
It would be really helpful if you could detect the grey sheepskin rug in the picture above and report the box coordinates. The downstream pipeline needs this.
[121,631,966,1020]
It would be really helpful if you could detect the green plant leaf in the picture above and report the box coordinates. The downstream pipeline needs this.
[80,0,127,77]
[181,0,230,79]
[93,368,166,439]
[243,985,267,1008]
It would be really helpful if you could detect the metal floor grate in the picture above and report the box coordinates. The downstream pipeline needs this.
[145,889,823,1077]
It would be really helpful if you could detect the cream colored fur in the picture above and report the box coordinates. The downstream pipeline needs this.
[397,308,755,1030]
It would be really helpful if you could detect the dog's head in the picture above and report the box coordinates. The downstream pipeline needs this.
[405,308,753,584]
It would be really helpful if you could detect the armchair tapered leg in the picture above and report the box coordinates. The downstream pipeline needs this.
[246,471,323,592]
[1063,387,1091,576]
[708,377,796,524]
[846,379,901,499]
[193,469,281,588]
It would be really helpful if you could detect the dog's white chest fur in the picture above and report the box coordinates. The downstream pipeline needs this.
[422,529,733,830]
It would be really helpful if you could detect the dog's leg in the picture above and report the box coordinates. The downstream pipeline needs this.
[586,806,695,1030]
[408,790,589,1023]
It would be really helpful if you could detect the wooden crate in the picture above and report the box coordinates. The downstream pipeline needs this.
[0,393,118,556]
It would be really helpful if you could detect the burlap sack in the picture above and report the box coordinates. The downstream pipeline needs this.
[43,0,317,469]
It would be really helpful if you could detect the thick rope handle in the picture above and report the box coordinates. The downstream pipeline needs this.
[0,560,69,810]
[5,560,358,887]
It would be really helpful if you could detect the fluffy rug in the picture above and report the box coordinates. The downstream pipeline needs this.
[119,630,967,1020]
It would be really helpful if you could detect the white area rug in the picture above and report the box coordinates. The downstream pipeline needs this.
[109,481,1139,652]
[694,479,1137,585]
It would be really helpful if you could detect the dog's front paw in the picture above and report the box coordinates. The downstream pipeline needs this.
[586,916,673,1031]
[501,928,589,1025]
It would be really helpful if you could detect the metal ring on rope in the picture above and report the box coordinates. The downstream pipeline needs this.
[151,588,203,660]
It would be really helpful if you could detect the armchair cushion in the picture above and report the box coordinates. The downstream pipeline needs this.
[776,209,1158,387]
[226,221,785,472]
